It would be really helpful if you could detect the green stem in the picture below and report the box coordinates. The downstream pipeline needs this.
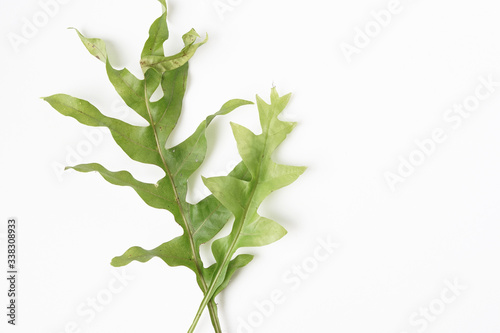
[188,299,211,333]
[186,221,242,333]
[188,115,272,332]
[144,78,222,333]
[188,197,255,332]
[208,301,222,333]
[188,292,220,333]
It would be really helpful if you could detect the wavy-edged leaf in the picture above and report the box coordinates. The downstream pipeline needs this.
[111,236,195,270]
[66,163,176,211]
[71,28,161,121]
[45,3,254,328]
[141,0,168,58]
[109,161,251,272]
[44,80,253,296]
[42,94,164,167]
[208,89,306,263]
[44,90,252,227]
[166,99,253,197]
[190,88,306,325]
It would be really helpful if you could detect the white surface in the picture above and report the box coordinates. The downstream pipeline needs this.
[1,0,500,332]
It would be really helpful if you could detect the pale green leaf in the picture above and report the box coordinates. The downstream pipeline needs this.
[46,3,304,332]
[45,4,254,329]
[191,88,306,323]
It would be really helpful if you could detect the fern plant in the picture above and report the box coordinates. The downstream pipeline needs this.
[43,1,305,332]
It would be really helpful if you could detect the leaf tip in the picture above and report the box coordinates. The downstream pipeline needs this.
[228,121,239,131]
[255,94,267,107]
[67,27,81,35]
[40,95,57,104]
[110,257,123,267]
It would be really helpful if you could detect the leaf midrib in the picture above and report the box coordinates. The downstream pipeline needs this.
[203,110,275,303]
[143,76,211,294]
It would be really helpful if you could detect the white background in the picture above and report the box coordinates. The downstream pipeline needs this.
[1,0,500,332]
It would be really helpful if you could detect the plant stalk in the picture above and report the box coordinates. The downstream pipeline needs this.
[188,115,273,332]
[144,80,222,333]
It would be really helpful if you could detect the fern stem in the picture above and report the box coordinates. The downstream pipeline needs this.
[143,80,222,333]
[188,108,276,332]
[208,301,222,333]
